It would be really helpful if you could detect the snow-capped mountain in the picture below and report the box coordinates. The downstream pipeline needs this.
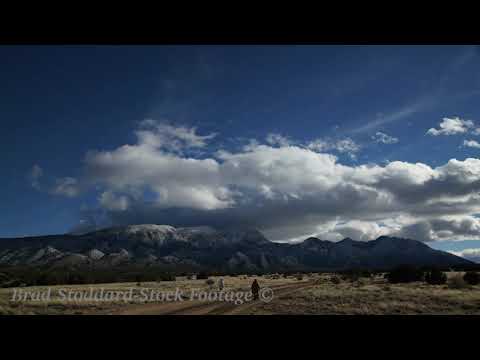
[0,225,473,271]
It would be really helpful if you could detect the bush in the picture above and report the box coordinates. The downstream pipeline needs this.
[448,275,468,289]
[197,272,209,280]
[296,274,304,281]
[341,269,372,282]
[342,272,359,282]
[158,273,176,282]
[425,268,447,285]
[386,266,424,284]
[330,276,341,285]
[463,271,480,285]
[205,278,215,286]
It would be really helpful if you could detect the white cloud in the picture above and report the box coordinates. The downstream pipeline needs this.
[335,138,361,156]
[29,164,43,190]
[372,131,399,144]
[427,117,474,136]
[306,139,330,152]
[99,191,130,211]
[265,133,292,147]
[51,177,80,198]
[463,139,480,149]
[135,119,216,153]
[56,121,480,242]
[84,127,232,210]
[307,138,360,159]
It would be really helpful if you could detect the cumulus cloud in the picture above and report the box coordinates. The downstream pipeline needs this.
[394,216,480,242]
[372,131,399,144]
[463,139,480,149]
[84,122,232,211]
[427,116,474,136]
[56,121,480,242]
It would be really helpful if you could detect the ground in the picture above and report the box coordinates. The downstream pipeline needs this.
[1,273,479,315]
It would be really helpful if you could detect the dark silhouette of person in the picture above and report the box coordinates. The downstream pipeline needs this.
[251,279,260,300]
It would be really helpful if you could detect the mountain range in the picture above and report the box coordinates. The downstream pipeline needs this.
[0,224,474,272]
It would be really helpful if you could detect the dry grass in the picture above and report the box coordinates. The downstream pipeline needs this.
[0,275,301,315]
[245,273,480,315]
[1,272,479,315]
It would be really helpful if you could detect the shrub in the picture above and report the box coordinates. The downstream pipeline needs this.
[197,272,209,280]
[342,273,359,282]
[330,276,341,285]
[205,278,215,286]
[296,274,304,281]
[341,269,372,282]
[463,271,480,285]
[386,266,424,283]
[158,273,176,282]
[425,268,447,285]
[448,275,468,289]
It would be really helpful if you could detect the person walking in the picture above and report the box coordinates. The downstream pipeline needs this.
[251,279,260,300]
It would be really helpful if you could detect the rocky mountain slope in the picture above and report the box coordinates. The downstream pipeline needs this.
[0,225,473,271]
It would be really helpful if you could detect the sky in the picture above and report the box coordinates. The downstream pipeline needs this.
[2,45,480,260]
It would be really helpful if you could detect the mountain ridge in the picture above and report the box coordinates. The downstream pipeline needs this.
[0,224,474,271]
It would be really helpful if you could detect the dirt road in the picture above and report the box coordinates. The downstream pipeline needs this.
[114,280,315,315]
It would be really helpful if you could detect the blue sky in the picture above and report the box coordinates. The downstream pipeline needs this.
[2,45,480,258]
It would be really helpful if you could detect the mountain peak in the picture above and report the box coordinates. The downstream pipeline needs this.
[0,225,474,270]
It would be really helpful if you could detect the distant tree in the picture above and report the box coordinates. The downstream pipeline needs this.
[197,272,209,280]
[425,268,447,285]
[158,273,176,282]
[463,271,480,285]
[341,269,363,282]
[386,265,424,283]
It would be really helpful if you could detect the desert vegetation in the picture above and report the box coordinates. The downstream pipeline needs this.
[1,266,479,315]
[463,271,480,285]
[425,268,447,285]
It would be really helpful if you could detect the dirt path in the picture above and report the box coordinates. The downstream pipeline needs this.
[209,281,315,315]
[114,281,315,315]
